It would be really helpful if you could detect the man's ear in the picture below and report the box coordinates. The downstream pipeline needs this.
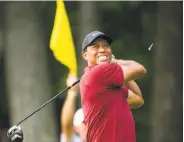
[81,51,87,61]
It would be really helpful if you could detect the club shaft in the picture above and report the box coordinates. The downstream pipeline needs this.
[17,79,80,126]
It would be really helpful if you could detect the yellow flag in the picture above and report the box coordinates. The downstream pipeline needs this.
[50,0,77,75]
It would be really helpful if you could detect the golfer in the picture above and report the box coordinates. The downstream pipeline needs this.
[73,79,144,141]
[79,31,146,142]
[61,77,144,142]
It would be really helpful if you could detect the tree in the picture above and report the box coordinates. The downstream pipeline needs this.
[151,2,182,142]
[4,2,58,142]
[77,1,99,76]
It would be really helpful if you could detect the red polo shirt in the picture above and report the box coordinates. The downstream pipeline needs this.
[80,63,136,142]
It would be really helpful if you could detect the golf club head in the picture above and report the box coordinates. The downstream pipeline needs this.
[7,125,23,142]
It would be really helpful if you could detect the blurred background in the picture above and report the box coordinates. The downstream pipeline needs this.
[0,1,182,142]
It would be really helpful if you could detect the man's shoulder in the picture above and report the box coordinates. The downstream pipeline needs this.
[81,63,120,80]
[89,63,119,73]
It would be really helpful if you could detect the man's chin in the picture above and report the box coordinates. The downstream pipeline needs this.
[97,60,110,64]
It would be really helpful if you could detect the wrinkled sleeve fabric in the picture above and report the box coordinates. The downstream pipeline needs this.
[122,86,129,98]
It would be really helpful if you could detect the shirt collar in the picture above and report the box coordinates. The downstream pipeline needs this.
[84,65,95,72]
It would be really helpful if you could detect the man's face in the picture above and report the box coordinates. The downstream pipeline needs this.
[82,38,112,66]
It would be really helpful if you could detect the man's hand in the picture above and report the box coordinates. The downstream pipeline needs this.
[7,125,23,142]
[110,54,117,64]
[66,73,79,93]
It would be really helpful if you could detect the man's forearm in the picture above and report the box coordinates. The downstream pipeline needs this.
[125,80,144,109]
[61,90,77,141]
[125,80,143,99]
[116,59,147,81]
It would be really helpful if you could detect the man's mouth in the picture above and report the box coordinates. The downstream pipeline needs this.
[98,55,108,61]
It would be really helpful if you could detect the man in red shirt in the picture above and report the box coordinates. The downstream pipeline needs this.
[80,31,146,142]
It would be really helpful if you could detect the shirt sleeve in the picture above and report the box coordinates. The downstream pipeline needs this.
[86,63,124,89]
[122,86,129,98]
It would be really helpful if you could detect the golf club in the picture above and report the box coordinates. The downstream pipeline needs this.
[7,79,80,142]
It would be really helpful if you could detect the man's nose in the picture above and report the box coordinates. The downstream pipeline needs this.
[98,46,105,52]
